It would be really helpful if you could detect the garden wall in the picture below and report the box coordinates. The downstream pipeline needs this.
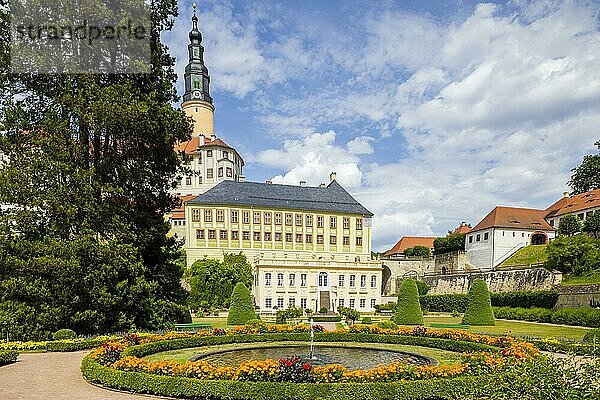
[421,267,562,295]
[554,284,600,308]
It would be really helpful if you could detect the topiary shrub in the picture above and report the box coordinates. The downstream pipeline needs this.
[52,328,77,340]
[583,328,600,343]
[393,278,424,325]
[462,279,495,326]
[377,320,398,330]
[226,283,259,325]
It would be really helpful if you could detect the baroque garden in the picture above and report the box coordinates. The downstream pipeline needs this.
[1,2,600,400]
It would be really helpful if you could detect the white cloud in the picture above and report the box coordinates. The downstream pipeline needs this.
[346,136,375,155]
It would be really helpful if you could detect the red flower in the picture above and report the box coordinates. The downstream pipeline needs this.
[303,363,311,370]
[285,360,292,367]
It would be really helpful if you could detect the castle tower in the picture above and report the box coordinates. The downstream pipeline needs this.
[182,3,214,138]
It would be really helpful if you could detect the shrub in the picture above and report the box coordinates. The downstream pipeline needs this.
[338,307,360,324]
[415,280,430,296]
[227,283,259,326]
[393,278,424,325]
[361,317,372,324]
[493,306,600,328]
[310,316,341,322]
[583,328,600,344]
[462,279,495,326]
[403,246,431,257]
[0,350,18,365]
[558,214,582,236]
[546,235,600,274]
[434,234,465,254]
[376,320,399,330]
[276,307,303,324]
[420,294,468,313]
[52,328,77,340]
[491,290,558,309]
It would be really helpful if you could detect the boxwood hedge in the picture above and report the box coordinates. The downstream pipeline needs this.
[0,350,18,365]
[493,306,600,327]
[419,290,559,313]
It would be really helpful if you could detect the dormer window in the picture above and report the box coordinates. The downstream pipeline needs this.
[223,151,229,159]
[207,150,212,157]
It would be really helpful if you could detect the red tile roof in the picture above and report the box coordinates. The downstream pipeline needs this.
[471,206,554,232]
[385,236,436,256]
[545,189,600,218]
[170,195,196,214]
[452,223,472,235]
[174,136,234,155]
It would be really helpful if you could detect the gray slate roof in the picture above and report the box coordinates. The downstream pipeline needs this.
[187,180,373,216]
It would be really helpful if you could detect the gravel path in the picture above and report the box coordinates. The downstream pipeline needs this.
[0,351,169,400]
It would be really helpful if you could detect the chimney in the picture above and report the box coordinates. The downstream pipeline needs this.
[319,183,326,188]
[329,172,337,182]
[563,191,570,198]
[239,175,245,182]
[266,180,272,184]
[210,134,216,141]
[461,221,467,226]
[299,181,306,187]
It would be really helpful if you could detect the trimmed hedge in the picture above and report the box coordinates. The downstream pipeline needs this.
[310,316,342,322]
[420,294,469,313]
[47,338,106,352]
[462,280,495,326]
[52,329,76,340]
[0,350,18,365]
[583,328,600,344]
[393,278,424,325]
[420,290,559,313]
[227,282,259,325]
[493,306,600,328]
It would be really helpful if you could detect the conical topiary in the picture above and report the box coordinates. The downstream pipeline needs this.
[392,278,424,325]
[227,282,259,325]
[462,279,495,326]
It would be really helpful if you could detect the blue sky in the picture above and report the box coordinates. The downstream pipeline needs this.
[163,0,600,251]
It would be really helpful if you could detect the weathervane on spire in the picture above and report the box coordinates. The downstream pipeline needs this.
[192,2,197,15]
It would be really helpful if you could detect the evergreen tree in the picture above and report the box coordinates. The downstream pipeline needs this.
[0,2,191,339]
[583,211,600,238]
[558,214,583,236]
[462,279,495,326]
[569,141,600,194]
[227,283,258,326]
[392,278,424,325]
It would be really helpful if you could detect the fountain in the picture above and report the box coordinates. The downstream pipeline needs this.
[309,317,315,360]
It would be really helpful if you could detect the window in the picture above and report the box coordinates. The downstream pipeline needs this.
[360,275,366,288]
[265,298,272,308]
[186,176,192,185]
[350,275,356,287]
[277,273,284,286]
[264,212,272,224]
[578,213,584,220]
[265,273,272,286]
[231,231,239,240]
[371,275,377,288]
[522,232,525,237]
[207,168,213,179]
[343,236,350,245]
[549,219,554,227]
[207,149,212,157]
[289,298,295,307]
[218,167,223,177]
[264,232,271,241]
[216,210,224,222]
[338,299,345,308]
[295,234,303,243]
[226,167,232,177]
[275,232,282,241]
[319,272,328,287]
[242,211,250,224]
[317,216,324,228]
[198,175,202,184]
[231,210,238,223]
[476,234,481,241]
[277,298,284,309]
[306,215,313,227]
[295,214,303,226]
[242,231,250,240]
[360,299,366,308]
[275,213,282,225]
[356,218,363,230]
[317,235,324,244]
[330,217,337,228]
[338,275,345,287]
[253,212,261,224]
[192,209,200,221]
[289,273,296,286]
[300,273,307,287]
[219,230,227,240]
[370,299,376,308]
[204,209,212,222]
[208,230,216,239]
[300,298,307,309]
[356,237,363,246]
[484,232,489,240]
[512,232,516,237]
[253,231,261,241]
[285,213,293,225]
[343,217,350,229]
[223,151,229,159]
[286,233,293,242]
[469,235,473,243]
[306,234,313,243]
[330,236,337,245]
[349,299,355,309]
[196,229,204,239]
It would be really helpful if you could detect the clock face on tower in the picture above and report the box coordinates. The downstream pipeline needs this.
[193,90,201,98]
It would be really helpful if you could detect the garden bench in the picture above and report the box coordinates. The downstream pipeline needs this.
[174,323,212,332]
[429,323,470,330]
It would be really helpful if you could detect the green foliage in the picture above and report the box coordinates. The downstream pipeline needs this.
[493,306,600,328]
[52,329,76,340]
[276,307,303,324]
[227,283,258,326]
[393,279,424,325]
[376,320,399,330]
[433,234,466,255]
[499,245,548,267]
[546,235,600,275]
[403,246,431,257]
[0,350,18,365]
[338,307,360,323]
[569,140,600,194]
[310,315,342,322]
[186,253,253,310]
[361,317,372,324]
[558,214,583,236]
[415,280,430,296]
[583,328,600,343]
[583,211,600,238]
[462,280,495,326]
[420,291,559,313]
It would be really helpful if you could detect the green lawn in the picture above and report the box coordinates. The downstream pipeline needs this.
[143,341,462,366]
[561,271,600,286]
[423,316,591,341]
[498,244,547,268]
[191,316,229,329]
